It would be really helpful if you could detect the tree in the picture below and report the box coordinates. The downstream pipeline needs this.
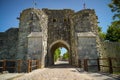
[106,21,120,42]
[106,0,120,42]
[62,52,69,60]
[98,26,106,41]
[54,48,61,61]
[108,0,120,20]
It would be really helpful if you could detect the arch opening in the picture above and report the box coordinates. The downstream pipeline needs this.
[48,40,71,66]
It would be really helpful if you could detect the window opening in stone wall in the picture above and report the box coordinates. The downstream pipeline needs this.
[64,18,67,22]
[53,18,57,22]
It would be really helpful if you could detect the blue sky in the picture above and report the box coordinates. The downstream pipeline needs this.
[0,0,114,32]
[60,48,67,56]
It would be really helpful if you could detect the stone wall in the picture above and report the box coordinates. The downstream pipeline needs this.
[17,8,48,71]
[77,32,99,71]
[0,8,100,72]
[73,9,98,33]
[100,42,120,72]
[43,9,77,66]
[43,9,74,46]
[6,28,19,59]
[73,9,99,68]
[0,32,7,59]
[0,28,18,59]
[27,32,42,60]
[100,42,120,58]
[77,32,98,59]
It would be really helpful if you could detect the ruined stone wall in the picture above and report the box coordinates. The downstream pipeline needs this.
[0,32,8,59]
[27,32,42,60]
[77,33,98,59]
[43,9,74,46]
[17,8,48,71]
[74,9,98,33]
[73,9,99,70]
[0,8,101,71]
[0,28,18,59]
[43,9,77,65]
[6,28,19,59]
[101,42,120,58]
[100,42,120,72]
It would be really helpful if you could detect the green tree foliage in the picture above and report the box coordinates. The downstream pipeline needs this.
[106,0,120,42]
[106,21,120,42]
[62,52,69,60]
[54,48,61,61]
[98,26,102,32]
[108,0,120,20]
[98,26,106,41]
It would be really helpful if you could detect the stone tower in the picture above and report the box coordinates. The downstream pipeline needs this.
[74,9,99,70]
[17,8,48,71]
[42,9,76,66]
[0,8,99,72]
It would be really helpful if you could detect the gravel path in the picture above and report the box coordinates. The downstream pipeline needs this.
[10,61,119,80]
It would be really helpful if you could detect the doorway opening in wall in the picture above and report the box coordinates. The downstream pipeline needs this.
[48,40,71,67]
[54,47,69,66]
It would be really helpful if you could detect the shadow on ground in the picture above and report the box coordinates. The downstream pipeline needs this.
[47,61,75,68]
[47,63,75,68]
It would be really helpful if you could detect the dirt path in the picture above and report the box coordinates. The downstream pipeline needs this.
[12,61,118,80]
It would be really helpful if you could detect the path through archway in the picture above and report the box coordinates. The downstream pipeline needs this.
[54,47,69,65]
[48,40,72,66]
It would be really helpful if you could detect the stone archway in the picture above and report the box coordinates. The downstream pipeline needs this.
[47,40,71,66]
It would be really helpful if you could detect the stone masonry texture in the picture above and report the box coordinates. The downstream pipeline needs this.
[0,8,103,72]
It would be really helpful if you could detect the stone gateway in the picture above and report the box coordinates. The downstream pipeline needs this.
[0,8,99,72]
